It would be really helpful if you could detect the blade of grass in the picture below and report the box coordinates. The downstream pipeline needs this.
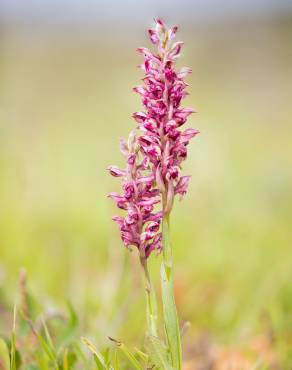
[108,338,143,370]
[146,335,172,370]
[60,301,79,345]
[134,347,148,364]
[114,350,120,370]
[0,337,10,370]
[42,318,55,354]
[161,215,182,370]
[10,305,17,370]
[63,348,68,370]
[27,319,59,369]
[81,337,110,370]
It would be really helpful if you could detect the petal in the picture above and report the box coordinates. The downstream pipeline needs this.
[168,41,184,59]
[127,153,136,165]
[155,166,166,193]
[119,139,128,156]
[148,29,159,45]
[174,176,190,196]
[145,233,162,258]
[132,111,147,123]
[168,26,178,41]
[136,175,154,184]
[180,128,200,145]
[107,166,125,177]
[112,216,125,228]
[146,221,160,233]
[155,18,167,35]
[138,198,160,207]
[108,193,128,209]
[177,67,192,79]
[137,48,161,63]
[174,107,197,124]
[133,86,147,96]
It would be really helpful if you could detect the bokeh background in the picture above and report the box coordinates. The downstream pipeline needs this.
[0,0,292,364]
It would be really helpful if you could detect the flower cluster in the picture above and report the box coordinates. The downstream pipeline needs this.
[108,19,198,258]
[133,19,199,214]
[108,132,162,258]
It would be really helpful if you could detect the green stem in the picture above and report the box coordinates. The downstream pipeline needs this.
[140,256,158,337]
[161,214,182,370]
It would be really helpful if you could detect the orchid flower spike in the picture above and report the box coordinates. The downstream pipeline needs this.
[108,19,199,258]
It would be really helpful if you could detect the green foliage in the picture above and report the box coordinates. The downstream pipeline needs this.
[81,337,110,370]
[161,217,182,370]
[10,306,17,370]
[108,338,143,370]
[0,337,10,369]
[145,335,171,370]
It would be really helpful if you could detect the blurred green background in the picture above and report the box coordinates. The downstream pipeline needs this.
[0,0,291,362]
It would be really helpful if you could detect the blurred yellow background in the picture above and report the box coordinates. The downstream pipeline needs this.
[0,0,291,360]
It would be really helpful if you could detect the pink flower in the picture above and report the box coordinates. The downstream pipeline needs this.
[108,19,198,258]
[108,131,162,258]
[133,19,199,215]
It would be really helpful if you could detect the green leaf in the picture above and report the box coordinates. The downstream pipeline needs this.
[59,301,79,345]
[10,305,17,370]
[25,366,38,370]
[62,348,77,370]
[102,347,111,368]
[146,335,172,370]
[108,338,143,370]
[161,262,182,370]
[71,342,88,365]
[81,337,110,370]
[42,319,55,354]
[66,301,78,329]
[134,347,148,364]
[0,337,10,369]
[62,348,68,370]
[114,350,120,370]
[28,320,59,369]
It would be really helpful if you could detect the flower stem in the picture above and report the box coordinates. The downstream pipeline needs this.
[140,256,158,337]
[161,214,182,370]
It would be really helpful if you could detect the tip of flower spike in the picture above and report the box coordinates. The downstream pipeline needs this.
[154,18,165,27]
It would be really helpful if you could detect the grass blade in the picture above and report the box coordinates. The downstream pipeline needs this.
[0,338,10,370]
[27,319,59,369]
[63,348,68,370]
[134,347,148,364]
[161,216,182,370]
[114,350,120,370]
[146,335,172,370]
[81,337,110,370]
[108,338,143,370]
[10,305,17,370]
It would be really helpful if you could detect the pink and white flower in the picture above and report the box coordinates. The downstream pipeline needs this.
[108,19,199,258]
